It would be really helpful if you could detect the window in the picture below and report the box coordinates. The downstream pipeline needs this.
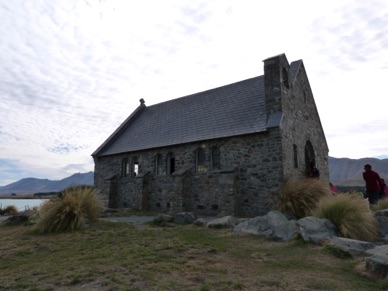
[132,157,139,176]
[122,158,129,177]
[293,144,298,168]
[154,154,163,175]
[196,148,206,173]
[166,152,175,175]
[211,146,221,170]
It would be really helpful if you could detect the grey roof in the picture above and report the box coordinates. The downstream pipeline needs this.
[93,60,302,157]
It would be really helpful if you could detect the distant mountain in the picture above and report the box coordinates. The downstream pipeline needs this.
[0,158,386,194]
[329,157,388,186]
[0,172,94,195]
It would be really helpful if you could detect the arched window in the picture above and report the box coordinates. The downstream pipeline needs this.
[166,152,175,175]
[305,140,315,175]
[132,157,139,176]
[293,144,298,168]
[211,146,221,170]
[122,158,129,177]
[196,148,206,173]
[154,154,163,175]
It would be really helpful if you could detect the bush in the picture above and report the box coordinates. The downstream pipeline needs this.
[312,194,379,242]
[33,186,103,233]
[371,198,388,211]
[0,205,19,215]
[276,177,331,219]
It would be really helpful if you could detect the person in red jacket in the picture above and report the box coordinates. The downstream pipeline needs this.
[363,164,384,204]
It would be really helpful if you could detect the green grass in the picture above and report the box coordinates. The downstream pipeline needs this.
[0,220,387,290]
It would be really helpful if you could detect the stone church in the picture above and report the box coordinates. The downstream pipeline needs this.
[92,53,329,217]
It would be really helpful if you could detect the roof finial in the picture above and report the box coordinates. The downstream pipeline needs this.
[140,98,145,105]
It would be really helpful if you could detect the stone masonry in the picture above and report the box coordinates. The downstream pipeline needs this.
[93,53,329,217]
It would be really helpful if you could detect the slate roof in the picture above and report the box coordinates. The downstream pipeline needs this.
[93,60,302,157]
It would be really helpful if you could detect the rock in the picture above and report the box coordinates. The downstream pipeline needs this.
[174,212,197,224]
[329,237,375,257]
[193,218,209,227]
[207,215,237,228]
[157,214,174,222]
[297,216,337,244]
[365,254,388,279]
[365,244,388,256]
[376,216,388,237]
[234,210,298,241]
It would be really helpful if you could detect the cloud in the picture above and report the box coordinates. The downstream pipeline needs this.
[1,0,388,185]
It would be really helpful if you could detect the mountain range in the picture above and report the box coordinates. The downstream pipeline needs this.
[0,172,94,196]
[328,157,388,186]
[0,157,387,195]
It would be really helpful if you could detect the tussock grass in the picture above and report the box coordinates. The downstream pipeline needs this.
[33,185,103,233]
[0,205,19,215]
[371,198,388,211]
[312,194,379,242]
[276,177,332,219]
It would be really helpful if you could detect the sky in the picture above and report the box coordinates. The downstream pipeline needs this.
[1,0,388,186]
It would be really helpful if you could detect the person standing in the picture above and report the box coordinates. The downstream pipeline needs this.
[363,164,384,204]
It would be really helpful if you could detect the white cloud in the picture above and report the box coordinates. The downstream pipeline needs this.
[1,0,388,185]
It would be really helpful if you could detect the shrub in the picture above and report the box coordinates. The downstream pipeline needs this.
[0,205,19,215]
[312,194,379,242]
[33,186,103,233]
[371,198,388,211]
[276,177,331,219]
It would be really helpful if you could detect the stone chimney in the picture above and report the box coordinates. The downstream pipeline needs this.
[263,54,290,121]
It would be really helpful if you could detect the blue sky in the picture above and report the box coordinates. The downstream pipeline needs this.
[1,0,388,186]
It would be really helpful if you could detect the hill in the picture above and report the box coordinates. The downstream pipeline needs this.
[0,157,386,195]
[0,172,94,196]
[329,157,388,186]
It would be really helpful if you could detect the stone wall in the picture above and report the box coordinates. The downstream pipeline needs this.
[263,54,329,182]
[93,54,329,217]
[94,129,285,217]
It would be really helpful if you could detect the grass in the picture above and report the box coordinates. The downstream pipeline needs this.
[371,198,388,211]
[312,193,379,241]
[0,219,387,290]
[277,177,332,219]
[32,186,103,233]
[0,205,18,215]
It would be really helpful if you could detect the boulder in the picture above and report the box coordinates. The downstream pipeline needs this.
[297,216,337,244]
[234,210,298,241]
[329,236,375,257]
[207,215,237,228]
[174,212,197,224]
[193,218,209,227]
[376,216,388,237]
[156,214,174,222]
[365,244,388,256]
[365,254,388,279]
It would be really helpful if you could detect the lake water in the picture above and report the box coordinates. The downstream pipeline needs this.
[0,199,47,212]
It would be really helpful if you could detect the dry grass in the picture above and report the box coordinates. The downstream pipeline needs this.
[0,220,387,290]
[276,177,332,219]
[312,193,379,242]
[0,205,18,215]
[32,186,103,233]
[371,198,388,211]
